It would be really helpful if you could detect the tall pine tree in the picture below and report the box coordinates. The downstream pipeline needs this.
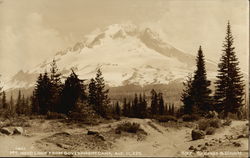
[32,72,53,114]
[2,91,7,109]
[115,101,121,116]
[16,90,22,114]
[40,72,53,114]
[181,74,194,114]
[132,93,138,117]
[60,70,86,114]
[165,103,169,115]
[122,98,129,117]
[171,103,175,116]
[214,22,245,118]
[158,92,164,115]
[50,59,62,112]
[21,95,26,114]
[9,94,14,114]
[94,68,110,117]
[150,89,158,115]
[32,74,42,113]
[191,46,212,114]
[141,93,147,118]
[88,78,97,106]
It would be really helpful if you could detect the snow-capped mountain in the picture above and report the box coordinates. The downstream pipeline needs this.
[5,23,217,90]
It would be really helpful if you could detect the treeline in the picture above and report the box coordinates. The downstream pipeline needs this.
[0,60,178,120]
[181,22,245,119]
[111,90,178,119]
[0,90,31,116]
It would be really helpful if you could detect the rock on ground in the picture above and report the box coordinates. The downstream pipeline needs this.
[13,127,24,135]
[87,130,99,135]
[191,129,205,140]
[0,127,13,135]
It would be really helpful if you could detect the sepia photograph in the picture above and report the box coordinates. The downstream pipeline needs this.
[0,0,249,157]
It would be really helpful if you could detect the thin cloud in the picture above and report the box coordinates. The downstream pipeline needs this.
[0,12,67,78]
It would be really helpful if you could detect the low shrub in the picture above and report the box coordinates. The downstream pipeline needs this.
[0,109,17,119]
[155,115,177,122]
[68,111,85,121]
[182,114,200,122]
[227,112,239,120]
[198,118,222,132]
[3,118,31,127]
[205,127,216,135]
[198,119,209,131]
[29,115,46,119]
[116,122,141,133]
[67,102,102,123]
[112,115,121,121]
[209,118,221,128]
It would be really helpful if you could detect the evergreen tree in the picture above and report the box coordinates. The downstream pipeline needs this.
[25,97,30,114]
[141,93,147,118]
[16,90,22,114]
[50,59,62,112]
[94,68,110,117]
[127,101,132,117]
[60,70,86,114]
[214,22,245,118]
[138,93,143,117]
[32,74,43,114]
[2,91,7,109]
[111,102,115,115]
[9,94,14,114]
[134,93,147,118]
[158,92,164,115]
[171,103,175,115]
[181,74,194,114]
[40,72,53,114]
[32,72,53,114]
[191,46,212,114]
[165,103,169,115]
[21,95,26,114]
[132,93,138,117]
[88,78,97,106]
[0,78,2,107]
[122,98,129,116]
[31,90,39,114]
[150,89,158,115]
[168,104,172,115]
[50,59,61,84]
[115,101,121,116]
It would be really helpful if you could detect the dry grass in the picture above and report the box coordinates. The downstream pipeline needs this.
[156,120,196,129]
[0,117,31,128]
[116,122,141,133]
[46,112,67,119]
[197,118,222,135]
[42,132,113,151]
[205,127,216,135]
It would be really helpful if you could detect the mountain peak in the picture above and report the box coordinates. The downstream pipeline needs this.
[104,23,138,36]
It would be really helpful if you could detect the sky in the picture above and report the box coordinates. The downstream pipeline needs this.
[0,0,249,78]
